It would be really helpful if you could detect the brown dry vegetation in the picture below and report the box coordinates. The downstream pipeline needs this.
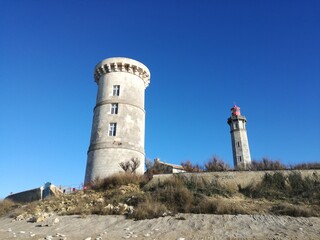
[2,171,319,221]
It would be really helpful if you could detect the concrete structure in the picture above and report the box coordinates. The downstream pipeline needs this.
[84,57,150,183]
[227,105,251,168]
[5,183,62,203]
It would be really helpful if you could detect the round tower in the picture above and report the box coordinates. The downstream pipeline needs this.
[84,57,150,183]
[227,105,251,169]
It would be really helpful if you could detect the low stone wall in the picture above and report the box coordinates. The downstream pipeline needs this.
[5,185,63,203]
[149,170,320,192]
[5,187,43,203]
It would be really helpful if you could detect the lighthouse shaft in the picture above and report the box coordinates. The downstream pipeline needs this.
[84,57,150,183]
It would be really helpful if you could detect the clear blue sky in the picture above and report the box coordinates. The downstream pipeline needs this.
[1,0,319,199]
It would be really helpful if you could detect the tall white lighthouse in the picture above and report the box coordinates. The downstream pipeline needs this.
[84,57,150,183]
[227,105,251,169]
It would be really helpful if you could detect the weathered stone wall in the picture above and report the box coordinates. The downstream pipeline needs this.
[5,188,42,203]
[149,170,320,192]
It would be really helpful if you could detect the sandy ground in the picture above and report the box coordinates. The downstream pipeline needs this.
[0,214,320,240]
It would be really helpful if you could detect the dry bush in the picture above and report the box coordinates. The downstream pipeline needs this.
[204,156,229,172]
[92,173,148,191]
[156,185,193,213]
[240,172,320,205]
[119,158,141,173]
[287,172,320,203]
[129,199,168,220]
[271,203,315,217]
[0,199,17,217]
[146,176,193,212]
[249,158,286,170]
[216,201,247,215]
[239,172,287,199]
[180,175,231,197]
[291,162,320,170]
[191,197,218,214]
[181,160,202,172]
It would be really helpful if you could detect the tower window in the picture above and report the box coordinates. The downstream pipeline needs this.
[113,85,120,96]
[108,123,117,136]
[239,156,242,162]
[111,103,118,114]
[237,142,240,147]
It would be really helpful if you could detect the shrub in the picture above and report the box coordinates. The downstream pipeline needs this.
[249,158,286,170]
[288,172,320,202]
[204,156,229,172]
[0,199,16,217]
[291,162,320,170]
[129,199,168,220]
[191,197,218,214]
[271,203,314,217]
[119,158,141,173]
[216,201,247,215]
[240,172,320,204]
[181,160,202,172]
[183,175,230,196]
[239,172,287,199]
[156,185,193,213]
[92,173,148,191]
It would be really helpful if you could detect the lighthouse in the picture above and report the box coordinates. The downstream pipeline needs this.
[84,57,150,183]
[227,105,251,169]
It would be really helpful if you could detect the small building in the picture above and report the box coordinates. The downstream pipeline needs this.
[148,158,186,174]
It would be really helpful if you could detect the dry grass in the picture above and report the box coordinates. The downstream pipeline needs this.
[291,162,320,170]
[0,199,17,217]
[3,170,319,220]
[129,199,168,220]
[247,158,286,171]
[91,173,149,191]
[271,203,315,217]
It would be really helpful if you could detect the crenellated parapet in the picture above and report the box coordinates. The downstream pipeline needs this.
[94,57,150,88]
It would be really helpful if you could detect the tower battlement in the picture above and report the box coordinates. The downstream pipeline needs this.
[94,57,150,87]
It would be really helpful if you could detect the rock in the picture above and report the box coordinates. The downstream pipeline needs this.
[56,233,65,237]
[84,237,92,240]
[176,238,185,240]
[54,218,60,224]
[15,214,25,221]
[19,231,25,233]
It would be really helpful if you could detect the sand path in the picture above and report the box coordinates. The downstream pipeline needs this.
[1,214,319,240]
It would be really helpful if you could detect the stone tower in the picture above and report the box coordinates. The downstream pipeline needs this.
[227,105,251,169]
[84,57,150,183]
